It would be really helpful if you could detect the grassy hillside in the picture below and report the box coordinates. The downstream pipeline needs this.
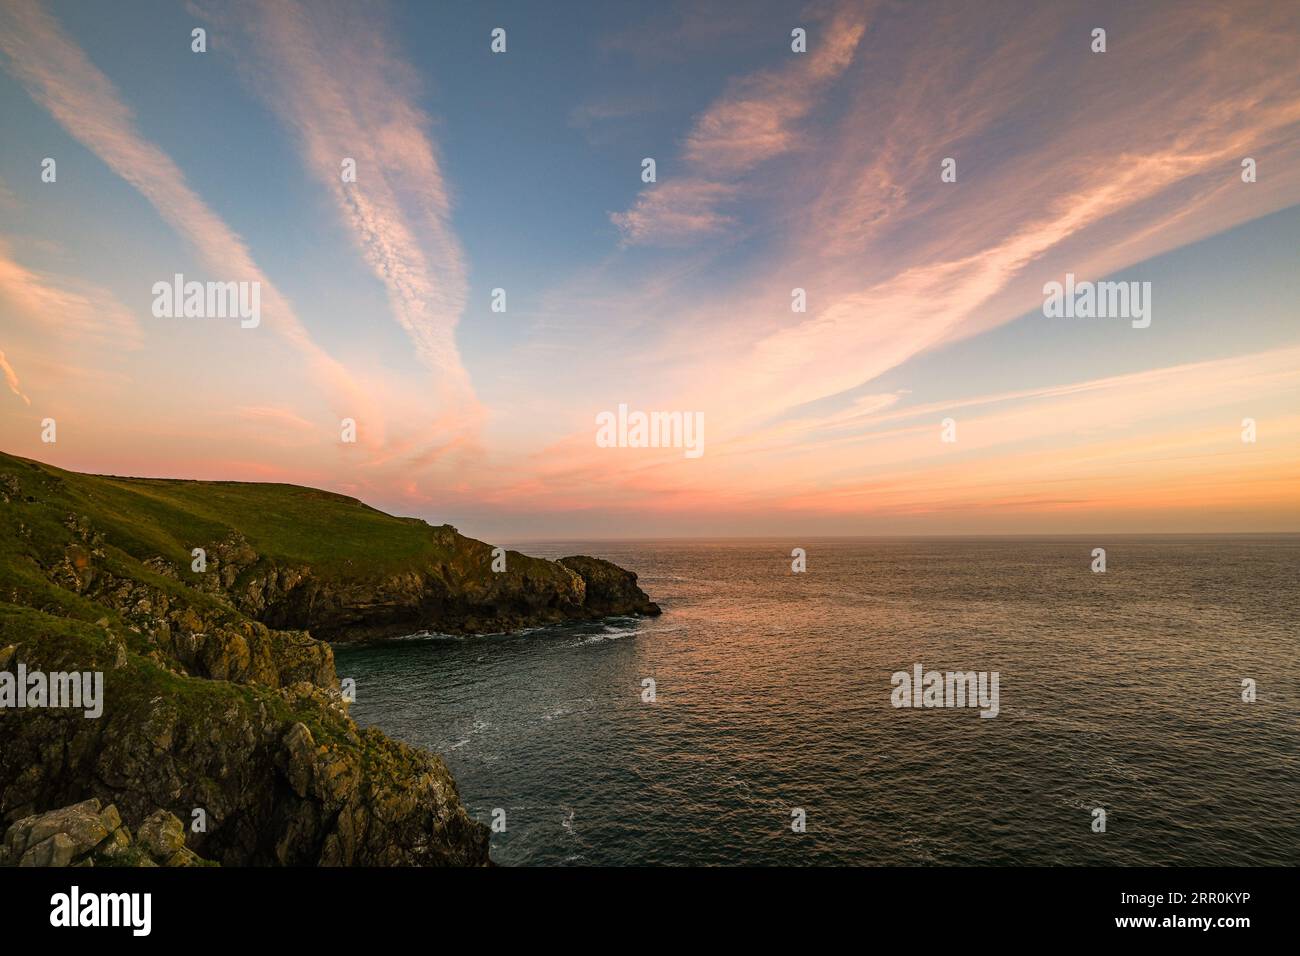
[0,450,658,641]
[2,452,454,581]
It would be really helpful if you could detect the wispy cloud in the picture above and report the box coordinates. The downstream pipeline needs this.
[0,0,378,434]
[0,0,1295,535]
[0,237,142,347]
[682,5,868,175]
[611,179,740,245]
[485,0,1300,530]
[0,350,31,406]
[478,346,1300,529]
[611,1,871,244]
[598,0,1300,441]
[198,0,480,427]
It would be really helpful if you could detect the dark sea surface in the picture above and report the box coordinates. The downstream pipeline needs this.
[335,537,1299,866]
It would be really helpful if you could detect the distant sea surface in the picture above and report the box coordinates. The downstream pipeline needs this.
[336,537,1299,866]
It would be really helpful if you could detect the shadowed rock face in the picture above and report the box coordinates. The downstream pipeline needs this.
[0,451,659,866]
[219,532,660,642]
[558,555,661,618]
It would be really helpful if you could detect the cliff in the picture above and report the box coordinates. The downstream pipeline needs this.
[0,451,659,866]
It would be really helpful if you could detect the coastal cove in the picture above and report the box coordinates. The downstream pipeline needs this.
[0,451,659,866]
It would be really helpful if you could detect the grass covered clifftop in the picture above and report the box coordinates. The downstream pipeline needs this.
[0,450,659,866]
[0,450,659,641]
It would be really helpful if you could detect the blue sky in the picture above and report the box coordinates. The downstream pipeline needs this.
[1,0,1298,538]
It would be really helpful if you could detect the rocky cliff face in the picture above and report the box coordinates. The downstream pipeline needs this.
[558,555,661,618]
[211,528,659,642]
[0,451,660,866]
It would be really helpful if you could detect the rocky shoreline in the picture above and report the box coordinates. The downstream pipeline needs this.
[0,451,660,866]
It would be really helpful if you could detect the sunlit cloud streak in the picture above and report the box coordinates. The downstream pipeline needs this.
[592,0,1300,446]
[0,238,142,347]
[481,347,1300,528]
[612,1,870,244]
[197,0,481,432]
[0,350,31,406]
[0,0,381,438]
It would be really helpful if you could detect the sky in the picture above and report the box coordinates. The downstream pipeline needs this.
[0,0,1297,539]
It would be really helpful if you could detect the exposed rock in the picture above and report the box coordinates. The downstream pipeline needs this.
[136,810,186,860]
[22,832,77,867]
[132,811,205,865]
[559,555,662,618]
[0,625,488,865]
[0,798,204,868]
[230,539,659,641]
[5,798,106,861]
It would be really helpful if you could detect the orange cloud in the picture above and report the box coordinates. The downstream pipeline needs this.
[0,238,142,347]
[0,350,31,406]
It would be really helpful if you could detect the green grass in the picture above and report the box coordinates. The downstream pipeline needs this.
[0,450,462,581]
[0,595,351,747]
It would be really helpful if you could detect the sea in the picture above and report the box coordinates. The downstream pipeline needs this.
[335,536,1299,866]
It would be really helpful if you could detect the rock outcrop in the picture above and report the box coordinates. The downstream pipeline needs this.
[0,451,660,866]
[222,532,660,642]
[0,799,210,868]
[558,555,661,618]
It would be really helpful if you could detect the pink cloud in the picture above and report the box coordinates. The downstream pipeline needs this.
[589,0,1300,452]
[0,350,31,406]
[612,1,871,245]
[610,179,740,245]
[683,7,869,174]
